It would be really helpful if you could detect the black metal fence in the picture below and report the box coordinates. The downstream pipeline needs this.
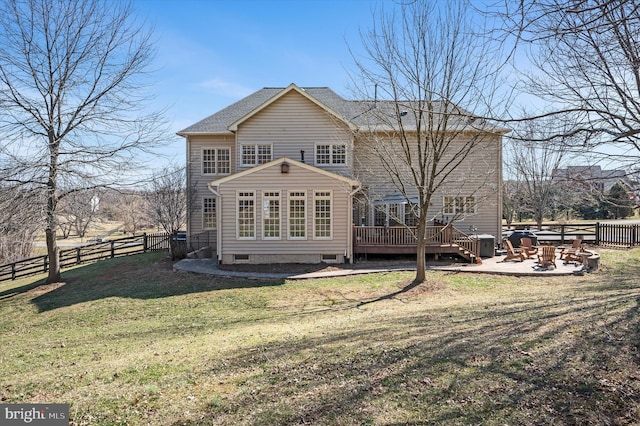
[597,223,640,248]
[0,233,171,282]
[506,222,640,248]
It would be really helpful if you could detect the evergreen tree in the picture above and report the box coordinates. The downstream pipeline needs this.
[602,182,634,219]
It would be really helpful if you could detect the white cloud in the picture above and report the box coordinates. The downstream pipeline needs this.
[199,78,254,99]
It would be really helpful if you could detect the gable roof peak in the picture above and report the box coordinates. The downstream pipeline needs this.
[226,84,356,132]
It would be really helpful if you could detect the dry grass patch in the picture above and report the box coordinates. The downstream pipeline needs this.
[1,249,639,425]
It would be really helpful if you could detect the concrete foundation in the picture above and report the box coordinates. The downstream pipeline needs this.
[221,253,345,264]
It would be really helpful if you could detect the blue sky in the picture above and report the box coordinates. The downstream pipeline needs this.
[131,0,632,174]
[133,0,389,165]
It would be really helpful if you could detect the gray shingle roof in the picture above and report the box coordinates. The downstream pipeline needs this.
[177,85,507,135]
[177,86,355,135]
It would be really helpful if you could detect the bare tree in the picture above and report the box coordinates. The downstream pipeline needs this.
[0,184,43,263]
[495,0,640,169]
[145,165,188,258]
[350,0,508,283]
[502,179,525,226]
[119,191,148,235]
[146,166,187,235]
[57,189,101,239]
[0,0,167,283]
[504,119,573,229]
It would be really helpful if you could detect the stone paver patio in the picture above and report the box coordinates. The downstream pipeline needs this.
[174,251,592,279]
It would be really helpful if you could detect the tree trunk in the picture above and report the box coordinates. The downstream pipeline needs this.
[414,220,427,284]
[46,227,61,283]
[415,239,426,284]
[535,212,544,231]
[46,134,61,284]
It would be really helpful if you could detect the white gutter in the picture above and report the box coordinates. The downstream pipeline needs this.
[185,136,191,247]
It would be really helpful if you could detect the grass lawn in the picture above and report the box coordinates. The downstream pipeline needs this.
[1,249,640,425]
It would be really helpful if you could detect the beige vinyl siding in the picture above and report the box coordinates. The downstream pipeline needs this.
[353,132,502,238]
[435,134,502,237]
[216,162,354,261]
[186,135,235,248]
[235,90,353,176]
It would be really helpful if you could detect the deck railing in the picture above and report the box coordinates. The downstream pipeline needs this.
[353,226,418,247]
[450,226,480,259]
[353,225,480,259]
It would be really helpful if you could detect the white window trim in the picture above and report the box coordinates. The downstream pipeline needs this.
[288,190,307,240]
[240,143,273,167]
[443,195,476,216]
[313,190,333,240]
[202,196,217,230]
[314,142,347,165]
[201,147,231,176]
[262,190,281,240]
[236,191,256,240]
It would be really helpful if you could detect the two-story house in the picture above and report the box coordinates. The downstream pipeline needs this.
[178,83,505,264]
[553,165,640,205]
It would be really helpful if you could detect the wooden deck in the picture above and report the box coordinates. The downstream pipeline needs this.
[353,225,481,263]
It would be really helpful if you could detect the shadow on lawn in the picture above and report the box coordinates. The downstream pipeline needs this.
[0,280,47,302]
[169,273,640,425]
[23,250,640,424]
[29,254,286,312]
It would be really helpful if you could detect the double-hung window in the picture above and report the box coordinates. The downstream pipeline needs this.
[373,202,419,227]
[241,144,272,166]
[237,191,255,239]
[288,191,306,239]
[443,196,476,215]
[202,148,230,175]
[203,197,216,229]
[374,203,403,226]
[262,191,281,239]
[315,143,346,165]
[404,204,419,226]
[314,191,332,239]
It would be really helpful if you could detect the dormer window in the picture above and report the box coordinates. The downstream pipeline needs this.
[315,143,346,165]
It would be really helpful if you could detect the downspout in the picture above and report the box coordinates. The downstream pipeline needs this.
[185,136,191,249]
[497,133,504,242]
[207,183,222,263]
[347,183,361,263]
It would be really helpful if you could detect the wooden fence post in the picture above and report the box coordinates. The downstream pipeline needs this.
[595,222,600,246]
[110,241,115,258]
[76,248,81,265]
[143,233,148,252]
